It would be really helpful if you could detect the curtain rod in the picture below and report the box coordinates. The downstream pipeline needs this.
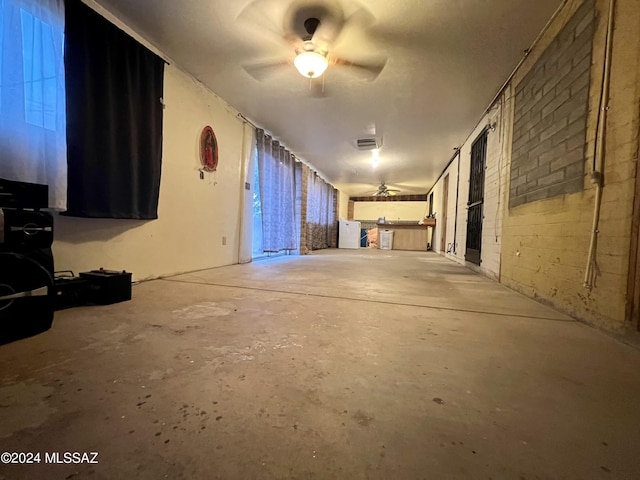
[237,113,258,129]
[244,114,333,186]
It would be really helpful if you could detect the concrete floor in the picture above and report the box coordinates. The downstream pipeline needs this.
[1,249,639,479]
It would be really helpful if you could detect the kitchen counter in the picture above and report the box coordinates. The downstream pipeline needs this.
[376,220,436,251]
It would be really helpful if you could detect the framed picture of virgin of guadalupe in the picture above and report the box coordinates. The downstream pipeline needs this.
[199,125,219,172]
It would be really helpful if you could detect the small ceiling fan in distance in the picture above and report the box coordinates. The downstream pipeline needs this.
[372,182,400,197]
[239,0,387,93]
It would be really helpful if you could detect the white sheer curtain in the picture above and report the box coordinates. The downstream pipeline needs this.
[256,129,298,253]
[0,0,66,209]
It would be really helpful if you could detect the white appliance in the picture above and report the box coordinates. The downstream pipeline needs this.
[379,229,394,250]
[338,220,361,249]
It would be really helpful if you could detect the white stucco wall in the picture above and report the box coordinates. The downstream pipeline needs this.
[429,159,459,255]
[52,4,254,281]
[337,190,350,220]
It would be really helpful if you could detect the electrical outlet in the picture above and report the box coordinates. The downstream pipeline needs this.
[222,236,226,246]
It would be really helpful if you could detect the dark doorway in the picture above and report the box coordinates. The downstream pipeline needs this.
[465,130,488,265]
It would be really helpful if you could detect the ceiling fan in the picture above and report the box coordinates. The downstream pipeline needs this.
[240,0,387,89]
[372,182,400,197]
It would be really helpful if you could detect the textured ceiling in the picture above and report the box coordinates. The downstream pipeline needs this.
[93,0,564,196]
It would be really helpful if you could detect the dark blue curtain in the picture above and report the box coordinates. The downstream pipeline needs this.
[64,0,164,219]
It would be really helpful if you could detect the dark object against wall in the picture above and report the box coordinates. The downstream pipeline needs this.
[0,178,49,210]
[0,252,54,343]
[2,210,53,249]
[0,179,55,342]
[53,269,132,309]
[80,269,132,305]
[64,0,165,219]
[53,273,90,311]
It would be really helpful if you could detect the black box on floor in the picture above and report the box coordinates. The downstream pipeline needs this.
[53,274,90,310]
[79,269,132,305]
[0,178,48,210]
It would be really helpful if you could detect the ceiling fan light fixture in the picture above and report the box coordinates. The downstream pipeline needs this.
[294,51,328,79]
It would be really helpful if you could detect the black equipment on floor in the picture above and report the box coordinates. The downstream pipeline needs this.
[79,269,132,305]
[53,271,90,311]
[2,209,54,249]
[0,179,133,343]
[0,252,54,342]
[0,179,55,343]
[0,178,48,210]
[53,269,132,310]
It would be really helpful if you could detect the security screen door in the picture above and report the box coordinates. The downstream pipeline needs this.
[465,131,488,265]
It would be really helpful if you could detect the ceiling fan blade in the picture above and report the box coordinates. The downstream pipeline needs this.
[332,56,387,80]
[374,182,402,195]
[311,19,341,51]
[330,5,376,49]
[237,1,296,47]
[242,59,292,81]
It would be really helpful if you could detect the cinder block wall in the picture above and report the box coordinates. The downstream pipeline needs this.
[510,0,594,208]
[501,0,640,331]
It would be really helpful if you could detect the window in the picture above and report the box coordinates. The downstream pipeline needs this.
[0,0,66,209]
[252,147,264,258]
[21,9,58,130]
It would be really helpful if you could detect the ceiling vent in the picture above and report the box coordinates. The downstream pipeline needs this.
[356,137,382,150]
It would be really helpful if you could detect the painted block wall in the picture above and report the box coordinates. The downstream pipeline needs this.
[478,94,511,279]
[510,0,595,208]
[428,0,638,331]
[500,0,640,331]
[353,201,428,221]
[430,90,510,281]
[52,5,252,281]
